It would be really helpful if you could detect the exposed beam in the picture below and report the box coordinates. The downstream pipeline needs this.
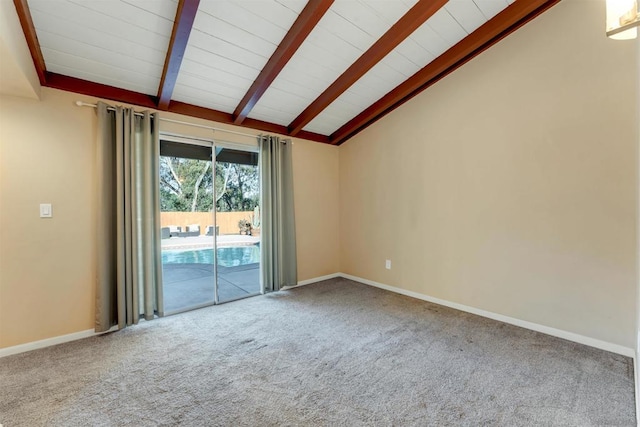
[170,101,331,144]
[157,0,200,110]
[12,0,46,85]
[330,0,561,145]
[287,0,448,136]
[42,73,331,143]
[232,0,334,125]
[47,73,158,108]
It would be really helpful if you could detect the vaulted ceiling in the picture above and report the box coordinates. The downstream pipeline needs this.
[12,0,559,145]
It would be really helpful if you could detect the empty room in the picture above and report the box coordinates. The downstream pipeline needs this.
[0,0,638,425]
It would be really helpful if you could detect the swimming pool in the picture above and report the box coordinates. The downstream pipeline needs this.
[162,245,260,267]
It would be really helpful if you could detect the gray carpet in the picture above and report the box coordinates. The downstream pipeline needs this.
[0,278,635,426]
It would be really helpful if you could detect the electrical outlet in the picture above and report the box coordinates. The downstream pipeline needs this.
[385,259,391,270]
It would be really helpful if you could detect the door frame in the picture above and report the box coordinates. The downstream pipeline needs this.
[159,132,261,314]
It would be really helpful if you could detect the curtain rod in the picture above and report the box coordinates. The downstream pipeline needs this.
[74,101,259,139]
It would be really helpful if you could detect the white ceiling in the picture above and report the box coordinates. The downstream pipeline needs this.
[24,0,516,139]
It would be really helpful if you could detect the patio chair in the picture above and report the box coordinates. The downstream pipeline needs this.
[168,225,181,237]
[206,225,219,236]
[186,224,200,237]
[161,227,170,239]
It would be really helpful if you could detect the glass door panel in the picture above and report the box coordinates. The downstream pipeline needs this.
[214,147,261,303]
[159,140,215,314]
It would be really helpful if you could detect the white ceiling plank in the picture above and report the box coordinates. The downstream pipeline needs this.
[121,0,179,20]
[426,8,468,46]
[263,72,328,104]
[66,0,175,36]
[172,84,241,109]
[273,0,308,13]
[180,53,259,84]
[43,49,159,93]
[171,92,238,114]
[357,64,410,100]
[249,102,310,125]
[197,1,288,46]
[250,86,312,113]
[304,108,350,135]
[178,58,254,90]
[253,98,312,116]
[314,96,363,118]
[187,30,266,71]
[445,0,488,34]
[363,0,419,26]
[38,30,164,78]
[232,0,304,31]
[268,56,337,91]
[244,109,291,126]
[318,9,377,52]
[175,72,248,101]
[29,1,170,52]
[304,25,363,66]
[48,63,155,95]
[193,8,276,59]
[410,21,454,58]
[30,9,166,65]
[473,0,510,20]
[331,0,403,40]
[378,50,422,79]
[393,37,436,68]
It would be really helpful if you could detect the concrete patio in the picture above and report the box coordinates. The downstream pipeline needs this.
[161,234,261,313]
[161,234,260,249]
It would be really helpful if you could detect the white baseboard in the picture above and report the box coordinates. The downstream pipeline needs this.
[635,353,639,424]
[289,273,341,289]
[0,325,119,358]
[0,329,96,358]
[339,273,635,358]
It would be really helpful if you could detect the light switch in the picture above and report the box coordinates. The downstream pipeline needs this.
[40,203,52,218]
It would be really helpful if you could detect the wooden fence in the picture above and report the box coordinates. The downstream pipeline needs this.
[160,211,254,235]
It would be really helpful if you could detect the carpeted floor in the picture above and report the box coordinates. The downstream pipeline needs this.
[0,278,635,426]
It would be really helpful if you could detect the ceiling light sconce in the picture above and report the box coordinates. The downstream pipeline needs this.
[606,0,639,39]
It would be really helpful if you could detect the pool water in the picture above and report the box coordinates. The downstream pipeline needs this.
[162,245,260,267]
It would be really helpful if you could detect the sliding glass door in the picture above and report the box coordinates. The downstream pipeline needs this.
[214,148,261,303]
[159,140,216,313]
[159,138,261,314]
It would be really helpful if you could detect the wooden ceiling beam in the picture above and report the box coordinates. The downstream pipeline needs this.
[170,101,331,144]
[41,74,332,143]
[330,0,561,145]
[157,0,200,110]
[46,73,158,108]
[232,0,334,125]
[12,0,47,85]
[287,0,448,136]
[11,0,557,148]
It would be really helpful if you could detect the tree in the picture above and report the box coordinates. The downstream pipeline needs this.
[159,157,259,212]
[215,163,259,212]
[159,157,213,212]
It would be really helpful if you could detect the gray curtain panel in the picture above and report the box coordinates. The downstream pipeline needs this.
[259,135,297,292]
[95,102,164,333]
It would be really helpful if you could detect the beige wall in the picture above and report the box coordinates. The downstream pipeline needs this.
[0,90,96,348]
[0,88,340,348]
[339,0,638,348]
[293,138,340,281]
